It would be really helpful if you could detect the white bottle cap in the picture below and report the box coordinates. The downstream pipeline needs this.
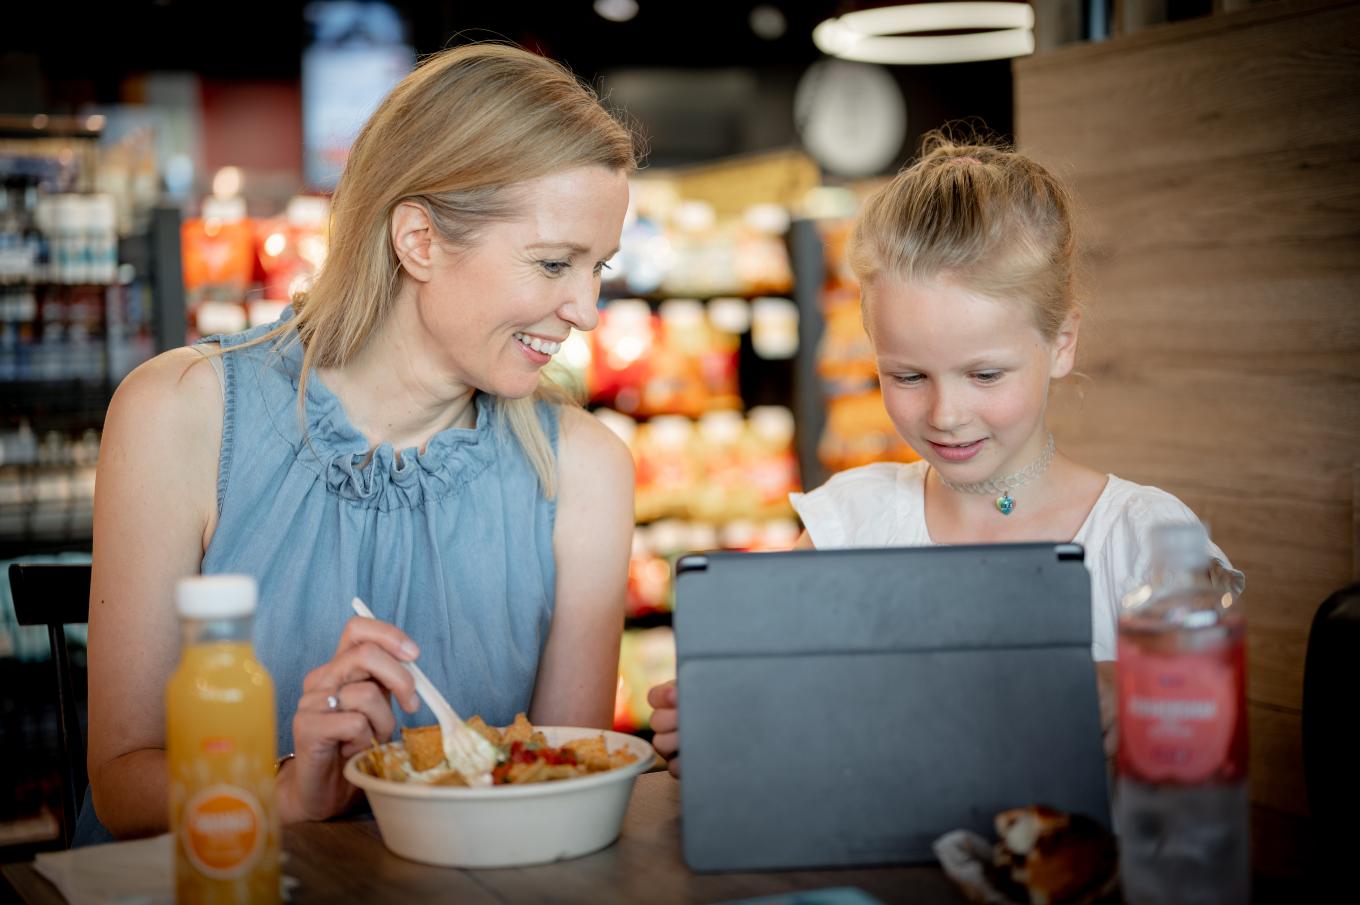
[176,574,257,620]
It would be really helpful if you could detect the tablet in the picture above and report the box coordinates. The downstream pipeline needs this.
[674,542,1110,872]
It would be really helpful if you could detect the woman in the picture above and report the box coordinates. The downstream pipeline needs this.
[81,44,638,841]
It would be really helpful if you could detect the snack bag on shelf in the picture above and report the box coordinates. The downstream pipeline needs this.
[181,198,257,301]
[255,195,329,303]
[817,219,857,290]
[750,297,800,361]
[691,411,752,522]
[641,299,710,418]
[632,416,698,523]
[589,299,654,415]
[816,296,879,394]
[819,391,919,473]
[625,527,672,619]
[733,225,794,295]
[744,406,800,519]
[702,297,747,411]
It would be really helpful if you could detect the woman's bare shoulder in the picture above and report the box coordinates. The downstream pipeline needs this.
[103,346,224,467]
[555,405,634,488]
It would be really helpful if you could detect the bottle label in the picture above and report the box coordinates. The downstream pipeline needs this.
[1117,637,1246,784]
[180,785,266,880]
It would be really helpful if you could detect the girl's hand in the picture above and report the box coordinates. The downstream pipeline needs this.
[1095,661,1118,760]
[278,616,421,823]
[647,679,680,778]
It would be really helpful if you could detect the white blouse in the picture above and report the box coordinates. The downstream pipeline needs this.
[789,460,1245,661]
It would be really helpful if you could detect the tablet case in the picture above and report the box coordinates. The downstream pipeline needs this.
[674,543,1110,872]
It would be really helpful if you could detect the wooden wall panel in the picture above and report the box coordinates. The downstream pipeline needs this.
[1016,0,1360,831]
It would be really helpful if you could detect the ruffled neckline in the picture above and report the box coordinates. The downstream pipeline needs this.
[257,315,498,511]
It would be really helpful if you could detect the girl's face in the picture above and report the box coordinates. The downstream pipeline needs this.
[862,274,1077,484]
[415,165,630,399]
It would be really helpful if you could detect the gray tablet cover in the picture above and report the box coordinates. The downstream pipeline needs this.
[674,543,1110,872]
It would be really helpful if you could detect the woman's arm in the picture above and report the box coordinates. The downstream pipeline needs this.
[529,406,634,729]
[86,348,223,837]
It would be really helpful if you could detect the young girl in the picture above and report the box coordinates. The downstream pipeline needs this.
[648,135,1244,775]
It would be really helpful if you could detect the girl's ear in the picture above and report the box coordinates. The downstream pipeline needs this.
[1049,311,1081,380]
[390,201,435,281]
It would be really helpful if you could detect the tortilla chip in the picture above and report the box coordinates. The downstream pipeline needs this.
[563,735,613,772]
[402,724,445,772]
[465,715,503,747]
[502,712,535,745]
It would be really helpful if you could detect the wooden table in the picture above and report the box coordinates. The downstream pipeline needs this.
[2,773,965,904]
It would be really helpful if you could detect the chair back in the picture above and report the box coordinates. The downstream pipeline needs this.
[8,562,92,849]
[1302,582,1360,876]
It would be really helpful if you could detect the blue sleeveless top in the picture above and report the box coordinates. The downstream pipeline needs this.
[74,312,559,845]
[205,313,559,748]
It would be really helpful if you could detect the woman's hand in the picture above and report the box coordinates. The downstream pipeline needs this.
[277,616,421,823]
[647,680,680,778]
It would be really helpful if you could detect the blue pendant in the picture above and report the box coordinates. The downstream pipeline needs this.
[996,493,1016,515]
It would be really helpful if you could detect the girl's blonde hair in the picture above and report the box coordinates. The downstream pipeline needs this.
[849,131,1077,341]
[237,43,637,497]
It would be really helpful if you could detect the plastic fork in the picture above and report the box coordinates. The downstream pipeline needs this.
[350,597,499,787]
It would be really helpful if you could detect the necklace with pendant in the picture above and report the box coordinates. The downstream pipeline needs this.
[935,433,1056,516]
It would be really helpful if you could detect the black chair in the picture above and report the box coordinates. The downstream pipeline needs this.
[1302,582,1360,884]
[7,562,91,849]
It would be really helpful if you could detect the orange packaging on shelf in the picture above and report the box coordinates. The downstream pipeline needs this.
[179,200,255,295]
[625,527,672,619]
[589,299,654,415]
[702,298,747,411]
[816,296,879,394]
[641,299,709,418]
[690,411,753,522]
[733,227,794,295]
[632,416,698,523]
[819,391,919,473]
[255,196,330,303]
[744,406,800,518]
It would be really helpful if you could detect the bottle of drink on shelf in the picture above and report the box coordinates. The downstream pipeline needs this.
[167,574,280,905]
[1115,522,1249,905]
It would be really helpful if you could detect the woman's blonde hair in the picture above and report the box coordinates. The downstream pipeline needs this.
[237,43,637,497]
[849,130,1077,341]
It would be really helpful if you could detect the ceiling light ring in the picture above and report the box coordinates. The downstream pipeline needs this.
[813,2,1036,65]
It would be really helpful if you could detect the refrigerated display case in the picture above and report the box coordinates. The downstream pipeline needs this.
[0,115,178,560]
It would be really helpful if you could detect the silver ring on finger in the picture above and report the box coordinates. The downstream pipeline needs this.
[326,692,342,712]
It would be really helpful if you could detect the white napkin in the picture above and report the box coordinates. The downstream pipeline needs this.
[33,834,174,905]
[32,835,297,905]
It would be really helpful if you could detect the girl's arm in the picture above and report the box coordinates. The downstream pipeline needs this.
[1096,660,1117,759]
[86,349,223,837]
[529,406,634,728]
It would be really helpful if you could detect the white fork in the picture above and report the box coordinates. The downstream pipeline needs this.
[350,597,499,786]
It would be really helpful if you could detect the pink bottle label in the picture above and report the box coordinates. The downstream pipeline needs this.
[1117,636,1247,784]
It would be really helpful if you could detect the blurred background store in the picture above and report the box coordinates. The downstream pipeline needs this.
[3,0,1352,877]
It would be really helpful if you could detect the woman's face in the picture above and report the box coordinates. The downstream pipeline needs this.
[416,165,630,399]
[862,274,1076,484]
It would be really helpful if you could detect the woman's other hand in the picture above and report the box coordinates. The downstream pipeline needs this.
[277,615,421,823]
[647,679,680,778]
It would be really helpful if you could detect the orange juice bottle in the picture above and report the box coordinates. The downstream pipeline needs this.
[167,575,280,905]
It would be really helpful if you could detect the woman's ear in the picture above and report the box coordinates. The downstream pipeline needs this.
[390,201,435,281]
[1049,310,1081,380]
